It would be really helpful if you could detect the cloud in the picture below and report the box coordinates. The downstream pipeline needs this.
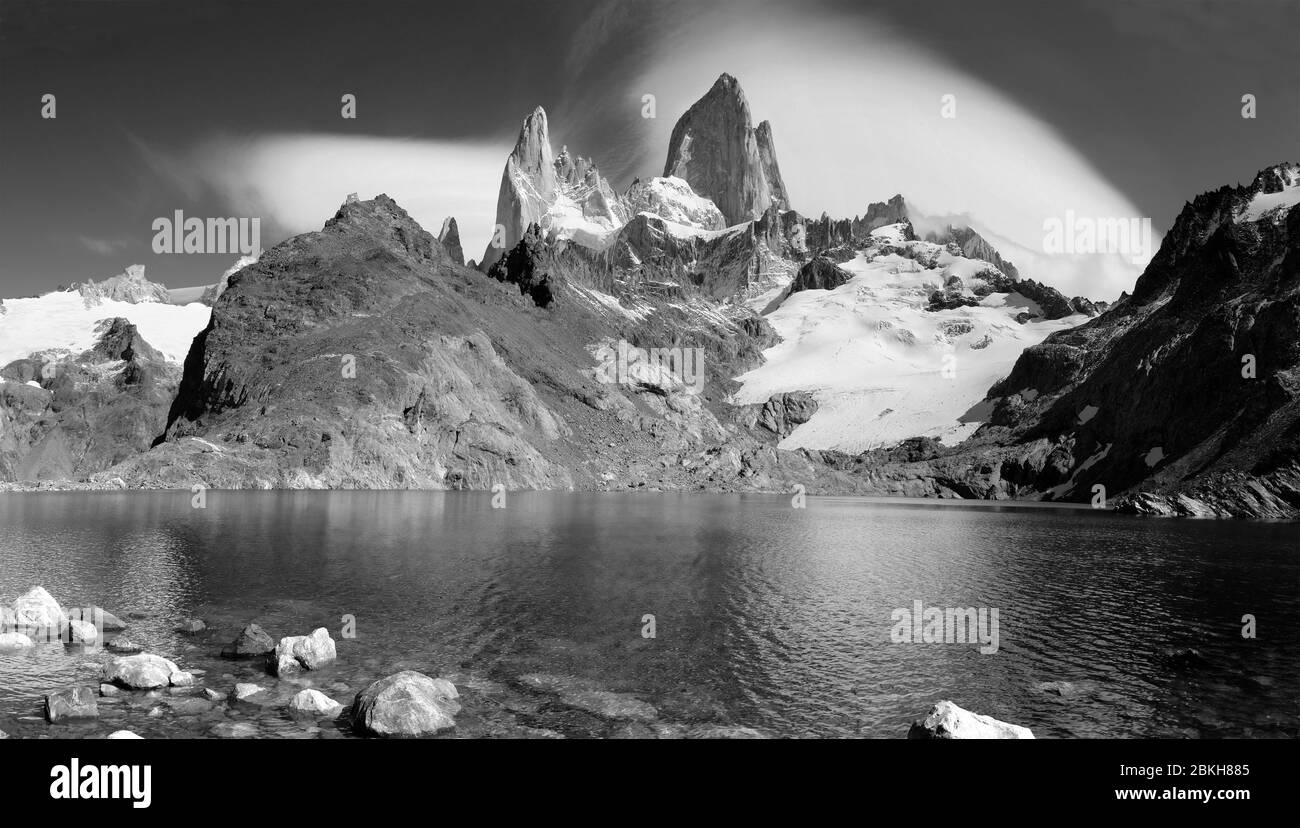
[134,133,506,263]
[76,236,129,256]
[623,0,1154,299]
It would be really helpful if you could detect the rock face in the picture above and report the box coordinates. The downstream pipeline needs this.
[352,671,460,737]
[271,628,336,676]
[908,701,1034,739]
[103,654,181,690]
[664,74,789,226]
[45,686,99,722]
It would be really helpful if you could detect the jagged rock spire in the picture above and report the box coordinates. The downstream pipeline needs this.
[663,73,790,226]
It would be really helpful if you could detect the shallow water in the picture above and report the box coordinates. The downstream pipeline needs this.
[0,491,1296,738]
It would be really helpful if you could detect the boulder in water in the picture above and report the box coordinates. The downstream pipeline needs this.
[907,700,1034,739]
[352,671,460,737]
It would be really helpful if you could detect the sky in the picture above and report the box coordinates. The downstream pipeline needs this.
[0,0,1295,300]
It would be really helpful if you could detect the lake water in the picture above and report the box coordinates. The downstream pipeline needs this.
[1,491,1296,739]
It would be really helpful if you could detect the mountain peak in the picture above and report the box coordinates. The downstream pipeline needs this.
[664,73,789,225]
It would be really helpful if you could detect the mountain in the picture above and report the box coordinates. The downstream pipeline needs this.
[109,194,819,491]
[479,107,629,269]
[0,318,178,481]
[13,71,1278,521]
[72,264,171,304]
[663,73,790,226]
[967,162,1300,517]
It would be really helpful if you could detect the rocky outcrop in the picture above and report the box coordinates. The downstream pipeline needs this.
[487,224,557,308]
[352,671,460,737]
[623,176,726,231]
[789,257,852,294]
[480,109,627,269]
[438,217,464,266]
[925,225,1021,281]
[758,392,818,438]
[966,162,1300,518]
[663,73,789,226]
[0,318,179,482]
[908,700,1034,739]
[73,264,171,304]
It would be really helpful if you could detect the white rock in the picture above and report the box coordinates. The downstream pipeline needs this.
[107,730,142,739]
[67,619,98,644]
[168,671,195,687]
[232,682,264,701]
[102,653,181,690]
[908,700,1034,739]
[12,586,67,630]
[288,689,342,718]
[0,632,34,649]
[352,671,459,737]
[271,627,336,676]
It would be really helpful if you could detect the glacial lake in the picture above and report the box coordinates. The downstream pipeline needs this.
[1,491,1296,739]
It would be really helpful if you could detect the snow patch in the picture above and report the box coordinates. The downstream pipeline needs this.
[0,291,211,367]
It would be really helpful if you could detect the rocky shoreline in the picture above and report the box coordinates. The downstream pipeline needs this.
[1,585,1034,740]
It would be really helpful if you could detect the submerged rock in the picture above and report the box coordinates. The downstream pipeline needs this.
[66,606,128,631]
[45,686,98,722]
[209,721,259,738]
[106,637,142,654]
[908,700,1034,739]
[175,618,207,634]
[271,627,336,676]
[102,654,181,690]
[352,671,460,737]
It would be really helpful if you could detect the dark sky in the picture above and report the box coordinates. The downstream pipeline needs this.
[0,0,1295,296]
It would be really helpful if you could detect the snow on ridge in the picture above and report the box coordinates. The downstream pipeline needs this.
[735,247,1080,453]
[0,290,211,367]
[1241,173,1300,222]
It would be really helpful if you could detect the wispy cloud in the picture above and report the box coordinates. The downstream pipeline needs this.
[76,236,129,256]
[130,133,507,261]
